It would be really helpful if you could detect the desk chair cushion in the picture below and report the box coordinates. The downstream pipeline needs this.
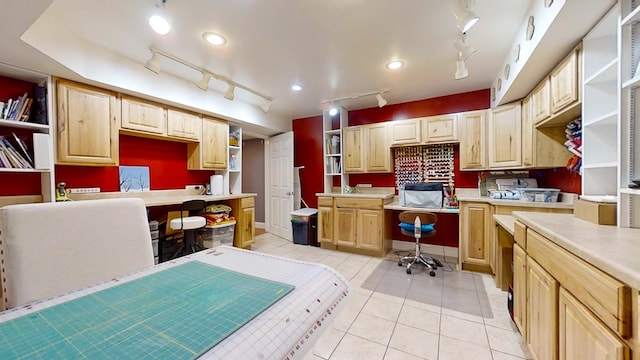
[169,216,207,231]
[0,198,154,310]
[399,222,434,233]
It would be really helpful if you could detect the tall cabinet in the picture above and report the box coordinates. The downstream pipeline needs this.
[323,107,348,193]
[621,1,640,227]
[0,65,55,202]
[582,4,620,197]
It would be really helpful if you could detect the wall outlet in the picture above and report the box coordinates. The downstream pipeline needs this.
[68,187,101,193]
[185,185,203,190]
[356,184,372,187]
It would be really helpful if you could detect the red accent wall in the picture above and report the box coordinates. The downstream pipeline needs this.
[55,135,214,191]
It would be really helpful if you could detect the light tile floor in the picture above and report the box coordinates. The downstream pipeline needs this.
[251,233,532,360]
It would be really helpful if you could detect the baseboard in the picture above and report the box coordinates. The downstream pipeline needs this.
[255,222,265,229]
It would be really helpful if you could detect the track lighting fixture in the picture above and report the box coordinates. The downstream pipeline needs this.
[224,83,235,100]
[196,72,211,91]
[145,50,162,74]
[454,34,477,61]
[144,47,274,110]
[453,0,479,33]
[454,54,469,80]
[322,89,390,111]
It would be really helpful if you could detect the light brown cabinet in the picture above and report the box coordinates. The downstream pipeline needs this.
[121,96,166,136]
[343,126,364,173]
[235,197,255,249]
[527,257,559,360]
[513,242,527,335]
[187,117,228,170]
[357,210,384,251]
[488,102,522,169]
[317,197,334,245]
[458,110,487,170]
[423,114,457,143]
[167,109,201,141]
[531,79,551,125]
[389,118,422,145]
[343,123,391,173]
[550,48,579,114]
[522,95,571,169]
[335,207,357,247]
[459,201,492,273]
[55,79,119,166]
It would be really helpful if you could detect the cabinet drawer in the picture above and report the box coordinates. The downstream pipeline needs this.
[526,229,631,338]
[240,197,254,208]
[335,198,382,210]
[514,221,526,248]
[318,197,333,207]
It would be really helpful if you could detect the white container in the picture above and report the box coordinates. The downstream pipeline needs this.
[210,175,223,196]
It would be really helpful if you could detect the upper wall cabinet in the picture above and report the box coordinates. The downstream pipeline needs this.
[187,116,228,170]
[535,44,583,127]
[423,114,458,143]
[365,123,392,173]
[120,96,166,136]
[488,102,522,169]
[55,79,119,166]
[389,118,422,146]
[167,109,202,142]
[459,110,488,171]
[343,126,365,173]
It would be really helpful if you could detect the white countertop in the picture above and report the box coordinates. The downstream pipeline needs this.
[512,211,640,289]
[493,214,515,235]
[67,189,257,207]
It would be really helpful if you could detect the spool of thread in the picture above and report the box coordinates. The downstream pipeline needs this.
[210,175,223,196]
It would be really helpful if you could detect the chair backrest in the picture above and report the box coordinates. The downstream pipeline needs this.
[399,211,438,226]
[0,198,154,310]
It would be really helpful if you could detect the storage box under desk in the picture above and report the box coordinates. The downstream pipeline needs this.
[573,198,616,225]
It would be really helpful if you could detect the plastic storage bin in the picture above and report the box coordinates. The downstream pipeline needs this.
[517,188,560,202]
[199,221,236,248]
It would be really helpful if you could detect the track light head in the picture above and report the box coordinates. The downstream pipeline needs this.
[454,35,477,61]
[454,0,479,33]
[454,55,469,80]
[376,93,387,108]
[145,50,161,74]
[224,83,235,100]
[196,72,211,91]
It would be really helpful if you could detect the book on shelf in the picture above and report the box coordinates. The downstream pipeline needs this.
[12,132,34,166]
[0,135,33,169]
[1,92,34,122]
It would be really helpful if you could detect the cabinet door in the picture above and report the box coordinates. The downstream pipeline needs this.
[522,95,534,167]
[121,97,166,135]
[458,110,487,170]
[550,49,579,114]
[188,117,228,170]
[365,123,391,172]
[389,118,422,145]
[343,126,365,173]
[558,288,629,360]
[513,244,527,336]
[56,80,119,165]
[335,208,357,247]
[460,201,491,271]
[527,257,558,360]
[167,109,201,141]
[488,102,522,169]
[236,206,255,249]
[317,205,334,244]
[357,210,383,251]
[531,79,551,124]
[424,114,458,143]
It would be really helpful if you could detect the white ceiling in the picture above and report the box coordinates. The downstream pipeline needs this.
[0,0,617,136]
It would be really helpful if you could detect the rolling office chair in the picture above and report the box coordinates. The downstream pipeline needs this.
[397,211,440,276]
[169,199,207,258]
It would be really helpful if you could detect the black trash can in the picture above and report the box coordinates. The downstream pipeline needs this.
[290,208,318,246]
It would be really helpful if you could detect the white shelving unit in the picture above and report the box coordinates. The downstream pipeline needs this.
[582,3,620,197]
[620,0,640,227]
[222,124,242,195]
[322,107,348,193]
[0,64,55,202]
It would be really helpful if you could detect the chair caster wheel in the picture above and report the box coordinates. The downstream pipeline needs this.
[406,268,412,274]
[398,261,403,266]
[429,271,436,277]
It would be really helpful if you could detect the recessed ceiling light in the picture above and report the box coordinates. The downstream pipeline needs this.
[386,60,404,70]
[202,32,227,46]
[149,15,171,35]
[291,84,303,92]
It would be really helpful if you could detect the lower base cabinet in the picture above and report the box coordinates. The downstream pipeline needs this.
[513,243,527,335]
[527,257,558,360]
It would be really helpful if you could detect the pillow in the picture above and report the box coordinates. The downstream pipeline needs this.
[399,222,434,233]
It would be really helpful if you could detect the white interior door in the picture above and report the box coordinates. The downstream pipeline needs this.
[265,132,294,240]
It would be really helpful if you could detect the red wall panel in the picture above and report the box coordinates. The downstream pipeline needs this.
[292,116,324,208]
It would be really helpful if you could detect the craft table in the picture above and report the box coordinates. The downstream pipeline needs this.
[0,246,351,359]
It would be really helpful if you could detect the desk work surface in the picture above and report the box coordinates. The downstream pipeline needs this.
[0,246,352,360]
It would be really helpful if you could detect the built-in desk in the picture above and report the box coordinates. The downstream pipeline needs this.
[68,190,257,249]
[493,214,515,291]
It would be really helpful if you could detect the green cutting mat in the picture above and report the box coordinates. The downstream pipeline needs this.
[0,261,294,359]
